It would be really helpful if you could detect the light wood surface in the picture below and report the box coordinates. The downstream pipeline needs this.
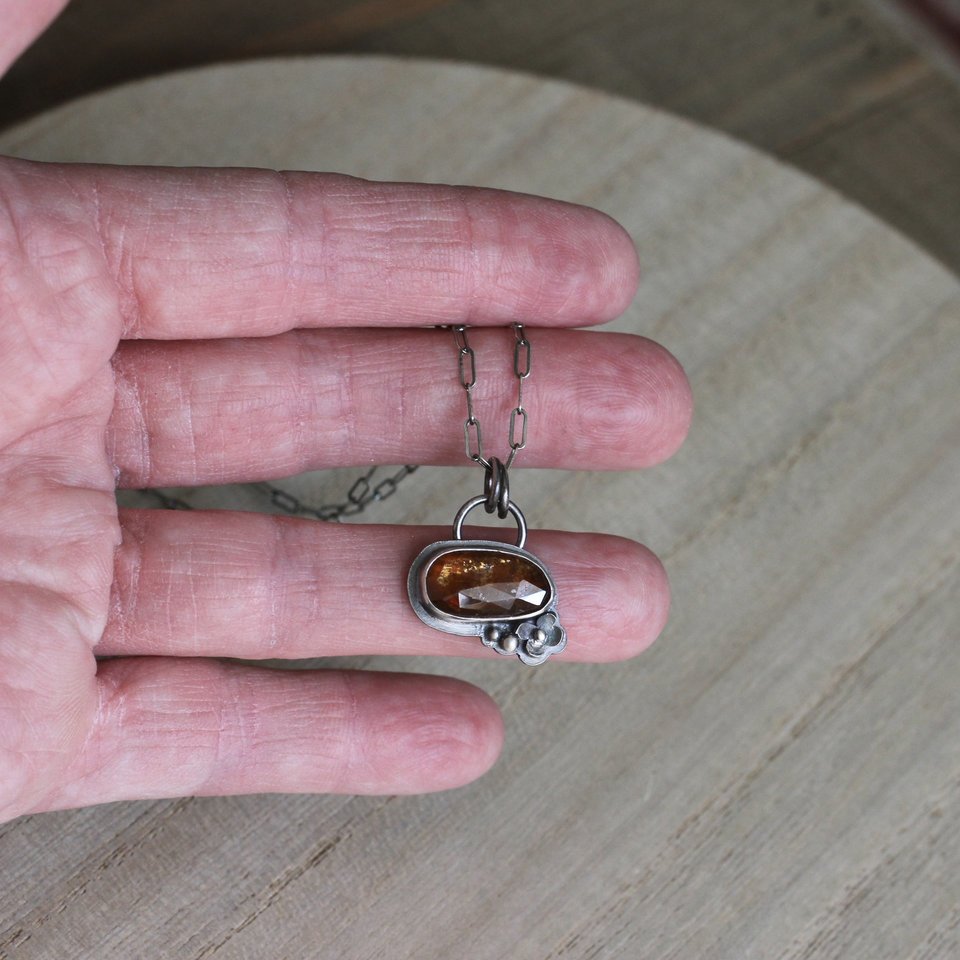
[2,0,959,278]
[1,57,959,960]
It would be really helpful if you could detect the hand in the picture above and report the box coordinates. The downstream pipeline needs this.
[0,1,692,824]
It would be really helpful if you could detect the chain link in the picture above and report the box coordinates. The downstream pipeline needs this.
[265,465,420,521]
[141,465,419,521]
[453,322,531,470]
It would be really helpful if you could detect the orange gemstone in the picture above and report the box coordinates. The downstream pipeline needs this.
[425,549,551,619]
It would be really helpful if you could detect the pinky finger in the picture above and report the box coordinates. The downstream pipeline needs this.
[39,659,504,811]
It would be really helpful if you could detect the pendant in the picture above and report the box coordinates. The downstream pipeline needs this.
[407,494,566,665]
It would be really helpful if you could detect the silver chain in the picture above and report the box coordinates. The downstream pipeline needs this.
[142,465,419,521]
[263,465,419,520]
[454,322,530,470]
[146,323,529,519]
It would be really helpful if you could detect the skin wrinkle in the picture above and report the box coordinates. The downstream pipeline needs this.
[292,521,328,651]
[534,232,587,319]
[35,666,113,812]
[405,718,478,780]
[537,224,599,319]
[174,347,200,482]
[274,170,297,327]
[109,351,150,485]
[49,496,116,623]
[578,540,666,645]
[0,481,116,622]
[386,330,436,463]
[265,513,286,653]
[313,174,332,328]
[3,382,108,474]
[116,353,147,484]
[0,198,60,429]
[579,338,689,464]
[395,331,410,462]
[112,515,143,653]
[331,331,357,464]
[133,668,219,796]
[328,187,461,323]
[207,664,231,777]
[335,669,370,792]
[162,534,179,651]
[491,216,527,317]
[290,330,310,484]
[213,664,248,788]
[311,172,357,327]
[460,190,482,326]
[0,581,90,662]
[90,170,140,339]
[185,539,201,653]
[136,348,157,484]
[88,176,110,286]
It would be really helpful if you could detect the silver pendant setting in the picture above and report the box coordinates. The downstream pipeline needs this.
[407,495,566,665]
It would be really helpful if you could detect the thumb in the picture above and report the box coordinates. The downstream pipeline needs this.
[0,0,71,78]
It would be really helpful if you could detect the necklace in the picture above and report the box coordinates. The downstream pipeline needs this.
[145,324,565,665]
[407,324,566,665]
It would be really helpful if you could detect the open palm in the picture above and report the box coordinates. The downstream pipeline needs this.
[0,5,691,824]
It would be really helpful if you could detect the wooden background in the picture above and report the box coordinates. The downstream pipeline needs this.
[1,3,960,958]
[0,0,959,276]
[1,53,959,958]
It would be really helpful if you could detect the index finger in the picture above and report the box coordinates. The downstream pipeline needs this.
[0,0,69,76]
[2,158,640,339]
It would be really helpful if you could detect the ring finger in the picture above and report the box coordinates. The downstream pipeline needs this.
[97,509,671,662]
[108,327,692,487]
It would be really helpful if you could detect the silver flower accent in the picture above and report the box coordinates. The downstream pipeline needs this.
[517,612,566,665]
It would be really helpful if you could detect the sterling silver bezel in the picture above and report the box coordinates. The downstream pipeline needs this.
[407,538,558,637]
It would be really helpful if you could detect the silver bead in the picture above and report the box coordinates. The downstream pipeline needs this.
[527,627,547,650]
[499,633,519,653]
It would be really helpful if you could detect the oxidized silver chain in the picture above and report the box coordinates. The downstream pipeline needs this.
[144,466,419,521]
[454,322,530,471]
[454,322,531,520]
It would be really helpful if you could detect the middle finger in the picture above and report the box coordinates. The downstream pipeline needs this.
[108,327,692,487]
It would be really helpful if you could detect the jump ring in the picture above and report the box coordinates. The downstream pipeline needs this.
[483,457,511,518]
[452,496,527,549]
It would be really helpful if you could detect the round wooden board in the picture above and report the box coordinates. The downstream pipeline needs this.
[2,57,959,960]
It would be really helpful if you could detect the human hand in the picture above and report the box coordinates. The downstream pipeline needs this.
[0,1,692,823]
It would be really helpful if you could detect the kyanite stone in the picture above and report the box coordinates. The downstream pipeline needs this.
[425,549,551,619]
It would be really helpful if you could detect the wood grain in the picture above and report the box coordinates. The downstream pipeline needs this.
[1,57,959,959]
[1,0,959,275]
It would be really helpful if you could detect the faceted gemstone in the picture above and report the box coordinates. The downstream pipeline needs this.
[424,549,552,619]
